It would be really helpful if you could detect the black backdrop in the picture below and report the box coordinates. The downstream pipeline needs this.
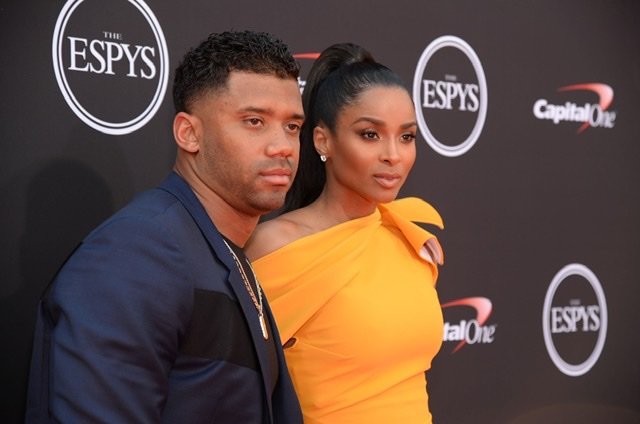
[2,1,639,422]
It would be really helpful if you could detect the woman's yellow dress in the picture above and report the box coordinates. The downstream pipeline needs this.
[253,198,444,423]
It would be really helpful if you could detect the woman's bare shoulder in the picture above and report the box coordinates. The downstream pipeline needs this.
[246,210,313,260]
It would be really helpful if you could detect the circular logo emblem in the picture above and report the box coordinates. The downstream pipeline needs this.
[542,263,608,376]
[412,35,487,157]
[52,0,169,135]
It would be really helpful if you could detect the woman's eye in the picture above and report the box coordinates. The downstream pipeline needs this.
[361,130,379,140]
[401,133,416,142]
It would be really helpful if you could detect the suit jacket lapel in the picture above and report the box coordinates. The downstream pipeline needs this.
[159,172,276,420]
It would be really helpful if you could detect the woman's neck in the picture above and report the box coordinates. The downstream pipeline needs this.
[308,188,377,229]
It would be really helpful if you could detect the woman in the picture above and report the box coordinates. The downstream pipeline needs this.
[246,43,444,423]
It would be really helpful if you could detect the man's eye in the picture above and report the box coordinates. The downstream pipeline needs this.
[286,123,301,133]
[246,118,263,126]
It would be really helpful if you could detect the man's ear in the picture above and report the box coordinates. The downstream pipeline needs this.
[173,111,201,153]
[313,126,330,158]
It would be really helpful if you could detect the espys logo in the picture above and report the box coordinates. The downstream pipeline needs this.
[413,35,488,157]
[533,83,617,134]
[52,0,169,135]
[442,296,496,353]
[293,53,320,94]
[542,263,608,376]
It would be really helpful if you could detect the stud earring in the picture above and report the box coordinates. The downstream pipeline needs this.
[320,154,327,162]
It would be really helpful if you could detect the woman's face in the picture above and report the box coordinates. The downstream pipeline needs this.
[320,85,417,207]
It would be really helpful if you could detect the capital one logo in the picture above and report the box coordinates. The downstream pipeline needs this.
[52,0,169,135]
[533,83,617,134]
[293,53,320,94]
[413,36,488,157]
[542,263,608,376]
[442,296,496,353]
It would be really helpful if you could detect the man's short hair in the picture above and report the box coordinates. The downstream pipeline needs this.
[173,30,300,113]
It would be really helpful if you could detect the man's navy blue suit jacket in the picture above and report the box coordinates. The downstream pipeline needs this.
[25,172,302,423]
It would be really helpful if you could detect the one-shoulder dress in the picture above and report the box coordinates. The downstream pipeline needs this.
[253,198,445,423]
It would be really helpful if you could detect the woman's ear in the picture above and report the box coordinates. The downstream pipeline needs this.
[313,126,330,158]
[173,112,201,153]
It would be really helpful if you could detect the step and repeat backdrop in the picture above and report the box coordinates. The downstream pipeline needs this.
[1,0,639,422]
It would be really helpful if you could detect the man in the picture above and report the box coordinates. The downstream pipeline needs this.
[25,31,304,423]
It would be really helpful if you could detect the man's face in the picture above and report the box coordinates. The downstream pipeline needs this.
[190,71,303,216]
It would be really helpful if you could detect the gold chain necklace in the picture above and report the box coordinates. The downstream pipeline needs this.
[222,239,268,340]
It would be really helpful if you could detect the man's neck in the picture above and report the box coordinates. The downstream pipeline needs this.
[174,166,258,247]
